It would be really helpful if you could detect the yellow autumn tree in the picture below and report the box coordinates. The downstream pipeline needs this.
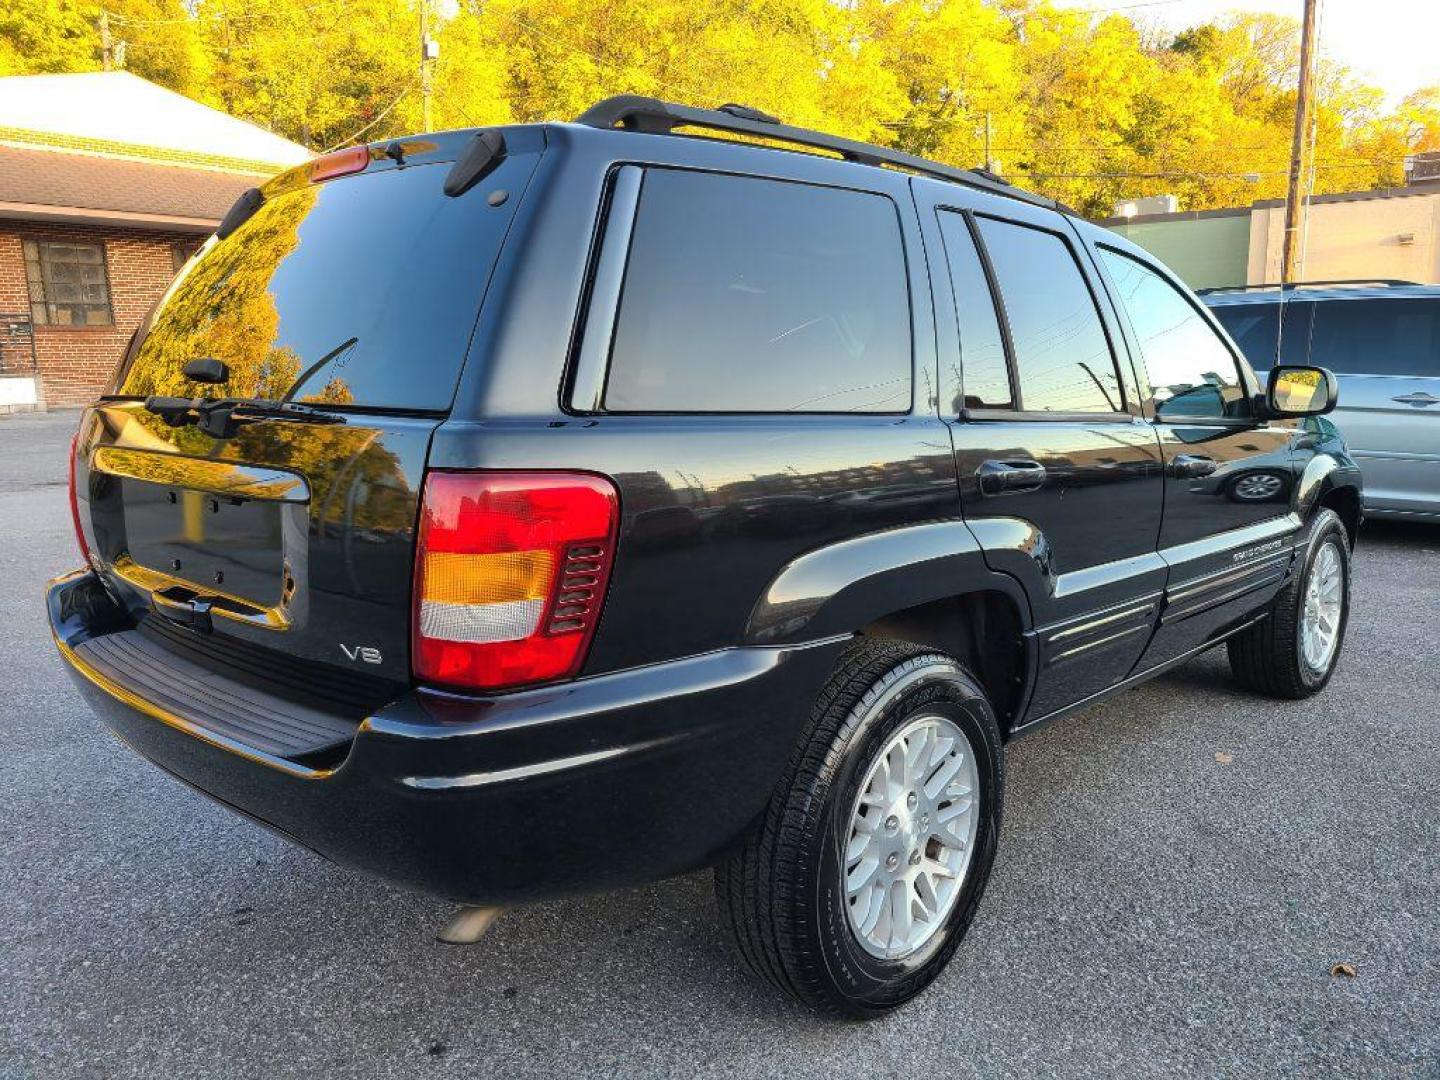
[1,0,1432,213]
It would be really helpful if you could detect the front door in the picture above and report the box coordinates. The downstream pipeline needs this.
[917,182,1166,724]
[1304,295,1440,517]
[1088,241,1299,668]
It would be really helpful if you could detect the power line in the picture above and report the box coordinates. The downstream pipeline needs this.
[486,7,711,104]
[104,0,350,29]
[1076,0,1193,12]
[320,81,416,153]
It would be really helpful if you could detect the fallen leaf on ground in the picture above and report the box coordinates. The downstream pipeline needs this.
[1215,752,1233,764]
[1330,962,1357,978]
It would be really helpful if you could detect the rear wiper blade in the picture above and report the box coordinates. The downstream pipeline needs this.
[143,395,346,439]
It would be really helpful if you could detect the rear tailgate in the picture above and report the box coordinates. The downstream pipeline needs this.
[73,130,543,738]
[78,403,434,695]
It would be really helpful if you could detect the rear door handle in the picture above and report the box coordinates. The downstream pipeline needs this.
[1171,454,1217,479]
[1391,392,1439,407]
[977,459,1047,495]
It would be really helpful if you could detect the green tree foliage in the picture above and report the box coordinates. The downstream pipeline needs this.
[0,0,206,95]
[0,0,94,74]
[3,0,1437,213]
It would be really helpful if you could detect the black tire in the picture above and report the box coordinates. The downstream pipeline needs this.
[714,639,1004,1018]
[1227,508,1351,699]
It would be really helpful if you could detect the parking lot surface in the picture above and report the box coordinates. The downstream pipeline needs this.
[2,410,1436,1079]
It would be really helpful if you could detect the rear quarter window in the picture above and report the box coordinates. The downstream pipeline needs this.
[1209,301,1314,371]
[601,169,912,413]
[114,153,536,412]
[1308,297,1440,377]
[1211,304,1279,369]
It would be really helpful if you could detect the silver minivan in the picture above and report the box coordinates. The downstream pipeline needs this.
[1205,282,1440,520]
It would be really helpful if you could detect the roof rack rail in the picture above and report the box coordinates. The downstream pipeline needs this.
[1197,279,1422,295]
[574,95,1065,214]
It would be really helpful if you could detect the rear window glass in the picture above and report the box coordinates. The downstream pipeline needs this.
[1308,298,1440,377]
[975,216,1122,413]
[114,158,531,411]
[602,169,911,413]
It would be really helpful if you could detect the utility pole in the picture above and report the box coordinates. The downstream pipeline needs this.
[419,0,435,132]
[1281,0,1319,284]
[99,11,113,71]
[983,112,993,173]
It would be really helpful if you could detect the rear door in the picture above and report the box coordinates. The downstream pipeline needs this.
[1089,243,1298,668]
[76,134,544,703]
[917,181,1165,724]
[1306,296,1440,516]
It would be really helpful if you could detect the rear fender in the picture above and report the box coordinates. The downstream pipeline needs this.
[743,520,1033,645]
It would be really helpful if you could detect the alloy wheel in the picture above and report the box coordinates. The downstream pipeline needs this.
[842,713,979,960]
[1300,541,1344,673]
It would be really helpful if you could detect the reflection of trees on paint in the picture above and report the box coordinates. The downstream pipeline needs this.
[231,422,413,534]
[118,186,317,406]
[120,406,413,535]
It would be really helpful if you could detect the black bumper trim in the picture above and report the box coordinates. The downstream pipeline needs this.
[50,569,846,904]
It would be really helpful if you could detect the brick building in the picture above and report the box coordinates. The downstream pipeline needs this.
[0,72,310,410]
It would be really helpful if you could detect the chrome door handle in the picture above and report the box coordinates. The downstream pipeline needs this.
[1171,454,1217,479]
[1391,392,1440,407]
[977,459,1047,495]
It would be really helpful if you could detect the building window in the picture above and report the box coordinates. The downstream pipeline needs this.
[23,239,114,326]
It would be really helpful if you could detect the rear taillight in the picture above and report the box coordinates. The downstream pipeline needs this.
[412,472,619,691]
[68,430,92,566]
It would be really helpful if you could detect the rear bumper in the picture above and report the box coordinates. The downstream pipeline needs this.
[49,570,843,904]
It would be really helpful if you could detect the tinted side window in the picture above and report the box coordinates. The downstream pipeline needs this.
[975,217,1121,413]
[1212,303,1280,370]
[936,210,1012,411]
[1099,248,1246,420]
[1308,298,1440,377]
[603,170,911,413]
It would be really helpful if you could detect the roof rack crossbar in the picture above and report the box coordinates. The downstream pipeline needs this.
[574,95,1062,213]
[1198,278,1422,294]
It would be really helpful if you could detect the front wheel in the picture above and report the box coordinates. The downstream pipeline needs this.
[715,640,1004,1017]
[1228,508,1351,698]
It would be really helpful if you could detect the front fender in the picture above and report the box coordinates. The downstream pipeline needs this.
[1294,446,1363,527]
[743,520,1032,645]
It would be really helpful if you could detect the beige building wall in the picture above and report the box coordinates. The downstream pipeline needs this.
[1247,188,1440,285]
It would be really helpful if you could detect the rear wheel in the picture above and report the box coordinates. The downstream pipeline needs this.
[715,639,1003,1017]
[1228,509,1351,698]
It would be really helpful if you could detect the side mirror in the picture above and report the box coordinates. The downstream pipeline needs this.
[1266,365,1337,417]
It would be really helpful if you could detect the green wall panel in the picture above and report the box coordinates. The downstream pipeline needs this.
[1105,214,1250,290]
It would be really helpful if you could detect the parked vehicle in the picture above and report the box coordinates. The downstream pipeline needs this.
[1205,282,1440,521]
[48,97,1361,1017]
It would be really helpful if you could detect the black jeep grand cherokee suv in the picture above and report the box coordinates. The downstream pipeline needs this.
[49,97,1361,1017]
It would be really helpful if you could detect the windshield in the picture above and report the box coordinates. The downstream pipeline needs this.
[113,153,533,412]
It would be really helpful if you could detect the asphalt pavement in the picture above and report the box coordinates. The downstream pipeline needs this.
[2,409,1436,1079]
